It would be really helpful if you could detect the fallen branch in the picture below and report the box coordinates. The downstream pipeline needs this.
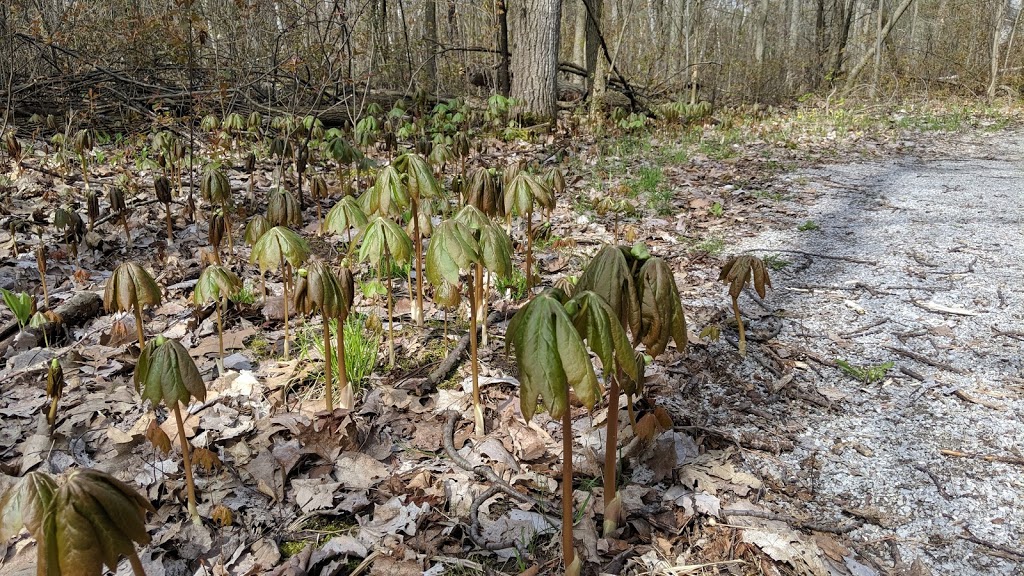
[940,449,1024,466]
[400,308,516,393]
[961,529,1024,561]
[912,464,952,500]
[882,345,967,374]
[742,248,877,266]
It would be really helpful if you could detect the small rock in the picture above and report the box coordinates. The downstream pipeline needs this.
[223,353,253,371]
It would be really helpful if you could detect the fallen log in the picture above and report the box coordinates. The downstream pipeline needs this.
[0,291,104,359]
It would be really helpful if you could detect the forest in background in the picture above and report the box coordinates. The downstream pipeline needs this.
[1,0,1022,131]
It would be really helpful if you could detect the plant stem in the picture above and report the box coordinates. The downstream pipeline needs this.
[222,203,233,257]
[468,272,483,435]
[732,298,746,356]
[323,315,333,411]
[164,203,174,243]
[475,263,486,347]
[216,297,224,372]
[336,314,350,408]
[561,402,575,573]
[413,208,424,327]
[386,266,395,368]
[283,263,291,360]
[172,402,201,525]
[525,209,533,293]
[603,374,621,536]
[128,550,147,576]
[133,305,146,349]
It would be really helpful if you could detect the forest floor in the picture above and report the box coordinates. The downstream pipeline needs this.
[0,100,1021,576]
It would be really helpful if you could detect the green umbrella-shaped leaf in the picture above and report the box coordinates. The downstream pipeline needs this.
[357,216,412,268]
[464,167,503,217]
[506,290,600,421]
[134,335,207,407]
[250,226,310,273]
[425,220,479,286]
[360,165,409,217]
[194,265,242,306]
[244,214,272,247]
[454,204,491,231]
[636,257,687,358]
[575,245,641,338]
[200,165,231,204]
[325,196,369,237]
[433,280,461,310]
[104,262,161,314]
[504,172,553,217]
[0,472,57,542]
[394,152,441,201]
[293,260,346,318]
[325,133,361,164]
[564,291,640,386]
[477,223,513,279]
[267,187,302,227]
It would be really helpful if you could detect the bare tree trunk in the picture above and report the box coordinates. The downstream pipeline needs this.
[1004,0,1022,69]
[844,0,915,90]
[830,0,856,83]
[572,0,587,83]
[509,0,563,122]
[423,0,438,91]
[584,0,602,94]
[497,0,512,97]
[871,0,884,99]
[988,0,1008,99]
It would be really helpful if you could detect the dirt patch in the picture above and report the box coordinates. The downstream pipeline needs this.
[696,128,1024,574]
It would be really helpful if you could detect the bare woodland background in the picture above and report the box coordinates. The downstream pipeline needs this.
[1,0,1021,126]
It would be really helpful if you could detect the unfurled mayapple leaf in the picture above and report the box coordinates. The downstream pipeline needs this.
[433,280,461,310]
[425,220,478,286]
[357,216,412,267]
[1,469,154,576]
[636,257,687,358]
[575,245,641,337]
[135,335,206,407]
[267,187,302,228]
[360,165,409,218]
[476,223,513,278]
[718,254,771,355]
[324,196,369,239]
[564,291,640,386]
[244,214,272,247]
[506,289,600,421]
[719,254,771,300]
[104,262,161,314]
[200,165,231,205]
[504,171,554,217]
[194,265,241,306]
[250,226,310,274]
[454,203,491,231]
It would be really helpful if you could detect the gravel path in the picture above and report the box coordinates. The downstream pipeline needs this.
[722,129,1024,575]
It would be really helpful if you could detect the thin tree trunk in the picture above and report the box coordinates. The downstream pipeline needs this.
[423,0,438,90]
[844,0,915,90]
[497,0,512,96]
[871,0,885,98]
[988,0,1008,99]
[584,0,603,94]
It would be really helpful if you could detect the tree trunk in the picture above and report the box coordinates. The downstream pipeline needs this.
[844,0,915,90]
[871,0,885,99]
[423,0,438,91]
[572,0,587,84]
[509,0,563,122]
[829,0,856,83]
[988,0,1008,99]
[496,0,512,97]
[584,0,603,94]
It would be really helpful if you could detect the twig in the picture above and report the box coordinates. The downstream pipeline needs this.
[882,345,967,374]
[940,449,1024,466]
[840,319,888,338]
[443,411,558,523]
[725,508,861,534]
[961,529,1024,561]
[742,248,877,265]
[912,464,951,500]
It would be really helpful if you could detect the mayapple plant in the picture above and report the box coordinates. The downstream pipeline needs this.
[244,214,272,298]
[108,185,132,247]
[194,265,242,372]
[504,171,554,293]
[505,288,602,576]
[395,152,442,328]
[0,468,155,576]
[134,335,206,524]
[154,175,174,242]
[72,128,94,189]
[251,226,310,359]
[267,186,302,228]
[46,358,64,429]
[104,261,162,349]
[324,195,368,247]
[356,216,412,368]
[36,244,49,308]
[200,165,234,254]
[293,261,354,410]
[719,254,771,356]
[575,244,687,534]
